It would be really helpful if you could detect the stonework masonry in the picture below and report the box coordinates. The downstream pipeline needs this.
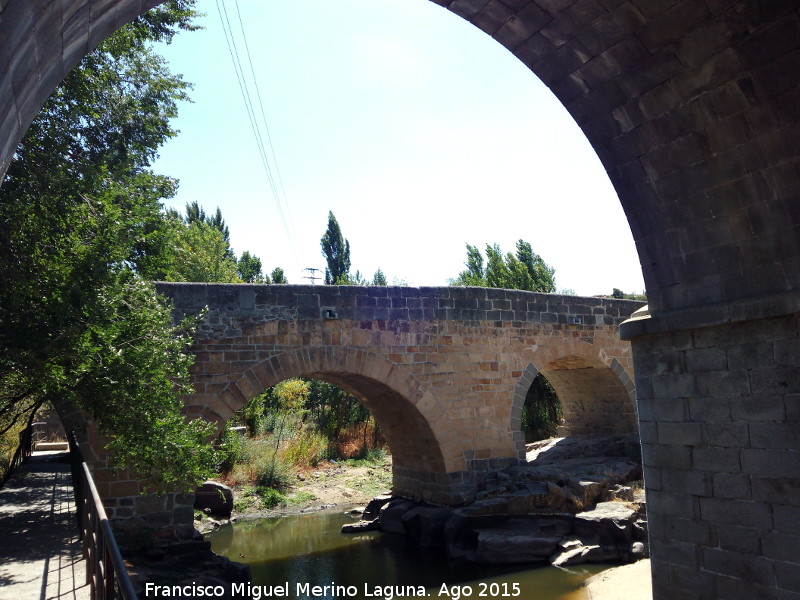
[157,283,640,506]
[2,2,800,597]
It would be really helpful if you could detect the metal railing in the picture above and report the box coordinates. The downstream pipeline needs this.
[1,424,33,488]
[69,431,138,600]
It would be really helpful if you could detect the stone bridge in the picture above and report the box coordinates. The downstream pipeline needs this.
[3,2,800,598]
[156,283,641,505]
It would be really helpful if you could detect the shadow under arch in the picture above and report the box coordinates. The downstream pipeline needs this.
[512,353,637,444]
[189,346,468,505]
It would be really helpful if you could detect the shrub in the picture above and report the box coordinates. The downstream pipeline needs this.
[256,486,286,508]
[283,428,332,467]
[254,452,293,491]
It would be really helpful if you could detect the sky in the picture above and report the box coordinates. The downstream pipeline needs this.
[150,0,646,296]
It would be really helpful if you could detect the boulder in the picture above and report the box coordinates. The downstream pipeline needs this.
[400,506,450,548]
[550,536,619,567]
[379,498,415,534]
[194,481,234,518]
[362,493,393,521]
[341,519,381,533]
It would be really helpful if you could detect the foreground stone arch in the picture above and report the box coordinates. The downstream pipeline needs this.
[2,2,800,597]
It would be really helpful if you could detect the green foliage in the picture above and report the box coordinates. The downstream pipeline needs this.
[254,454,293,490]
[185,202,232,255]
[521,374,562,442]
[217,427,247,474]
[283,428,332,467]
[240,395,267,436]
[451,240,556,292]
[372,269,388,286]
[334,271,367,286]
[287,490,317,505]
[0,3,218,491]
[611,288,647,301]
[341,447,387,467]
[256,486,287,509]
[270,267,288,284]
[321,211,351,285]
[236,251,264,283]
[165,220,241,282]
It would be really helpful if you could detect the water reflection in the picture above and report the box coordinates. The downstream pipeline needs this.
[209,510,601,600]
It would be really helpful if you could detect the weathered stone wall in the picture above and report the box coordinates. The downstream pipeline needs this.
[158,283,640,505]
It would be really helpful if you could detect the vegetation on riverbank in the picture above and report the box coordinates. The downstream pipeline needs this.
[215,377,389,509]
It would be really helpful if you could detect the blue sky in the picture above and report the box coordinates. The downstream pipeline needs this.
[151,0,645,295]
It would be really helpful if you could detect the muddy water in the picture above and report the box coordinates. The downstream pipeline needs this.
[208,510,607,600]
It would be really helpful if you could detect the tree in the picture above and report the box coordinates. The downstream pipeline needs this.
[451,239,556,292]
[372,268,388,286]
[184,201,233,258]
[166,220,241,283]
[320,211,351,284]
[270,267,288,284]
[0,1,217,490]
[237,250,264,283]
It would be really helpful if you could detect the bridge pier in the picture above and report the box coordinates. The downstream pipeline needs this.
[623,299,800,599]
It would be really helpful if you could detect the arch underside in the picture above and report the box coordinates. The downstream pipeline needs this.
[542,355,638,437]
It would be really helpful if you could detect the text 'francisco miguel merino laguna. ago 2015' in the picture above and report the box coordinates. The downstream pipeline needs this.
[144,580,524,599]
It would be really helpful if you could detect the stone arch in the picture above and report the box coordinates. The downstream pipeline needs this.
[538,354,638,437]
[189,345,469,504]
[513,355,637,441]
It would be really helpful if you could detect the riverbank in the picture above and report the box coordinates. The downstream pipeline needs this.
[584,559,652,600]
[202,454,393,524]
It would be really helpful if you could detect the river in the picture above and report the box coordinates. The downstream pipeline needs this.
[208,509,607,600]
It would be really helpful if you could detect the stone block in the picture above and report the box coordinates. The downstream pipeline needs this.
[762,531,800,563]
[718,525,762,554]
[774,504,800,535]
[660,467,712,497]
[751,477,800,506]
[712,473,751,499]
[741,449,800,478]
[692,446,741,473]
[704,422,747,447]
[702,548,775,587]
[658,422,705,446]
[749,423,800,450]
[651,374,697,399]
[642,443,692,470]
[699,498,773,529]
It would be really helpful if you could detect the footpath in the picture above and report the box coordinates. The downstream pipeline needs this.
[0,451,90,600]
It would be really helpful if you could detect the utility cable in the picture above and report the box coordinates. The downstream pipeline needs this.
[215,0,300,269]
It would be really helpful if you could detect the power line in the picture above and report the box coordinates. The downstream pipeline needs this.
[232,1,300,245]
[215,0,300,268]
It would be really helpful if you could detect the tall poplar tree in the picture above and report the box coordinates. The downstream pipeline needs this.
[320,211,351,284]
